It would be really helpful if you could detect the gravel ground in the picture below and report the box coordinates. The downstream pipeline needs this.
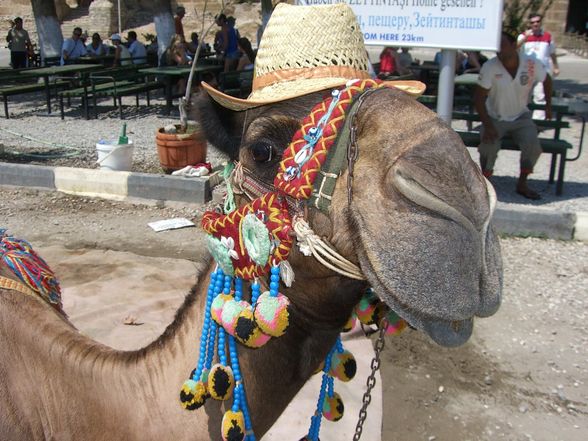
[1,51,586,214]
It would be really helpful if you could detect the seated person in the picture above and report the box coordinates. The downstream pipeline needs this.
[111,34,131,66]
[167,34,190,66]
[187,32,206,58]
[378,46,397,78]
[236,37,255,71]
[86,33,108,57]
[462,50,488,74]
[166,34,190,94]
[61,27,87,65]
[474,29,552,200]
[396,47,413,75]
[127,31,147,64]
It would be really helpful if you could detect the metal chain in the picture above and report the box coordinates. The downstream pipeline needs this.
[353,319,388,441]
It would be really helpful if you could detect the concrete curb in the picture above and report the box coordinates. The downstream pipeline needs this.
[1,162,586,242]
[1,163,214,206]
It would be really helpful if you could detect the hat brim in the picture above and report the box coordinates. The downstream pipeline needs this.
[201,78,426,112]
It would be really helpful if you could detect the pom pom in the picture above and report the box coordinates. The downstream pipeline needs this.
[208,364,234,401]
[179,379,208,410]
[330,349,356,382]
[221,409,246,441]
[385,310,407,335]
[220,299,248,336]
[234,305,271,348]
[355,297,387,326]
[342,314,356,332]
[211,293,232,324]
[322,392,344,421]
[354,292,380,325]
[254,291,290,337]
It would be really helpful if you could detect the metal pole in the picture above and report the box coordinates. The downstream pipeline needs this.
[118,0,122,35]
[436,49,456,124]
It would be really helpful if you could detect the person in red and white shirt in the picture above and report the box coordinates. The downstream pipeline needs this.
[517,12,560,119]
[475,29,552,200]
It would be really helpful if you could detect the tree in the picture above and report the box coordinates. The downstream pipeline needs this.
[503,0,555,32]
[30,0,63,61]
[152,0,174,63]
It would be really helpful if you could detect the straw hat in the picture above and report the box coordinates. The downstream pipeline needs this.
[202,3,422,111]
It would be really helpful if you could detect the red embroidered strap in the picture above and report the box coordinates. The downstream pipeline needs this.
[274,79,388,199]
[202,192,293,280]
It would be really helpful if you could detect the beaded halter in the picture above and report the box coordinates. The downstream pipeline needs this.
[180,79,408,441]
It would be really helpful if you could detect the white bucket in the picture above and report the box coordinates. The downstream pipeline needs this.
[96,141,134,171]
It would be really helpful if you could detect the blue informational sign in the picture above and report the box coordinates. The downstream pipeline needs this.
[298,0,504,51]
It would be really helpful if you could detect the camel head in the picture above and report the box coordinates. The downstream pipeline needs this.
[193,81,502,349]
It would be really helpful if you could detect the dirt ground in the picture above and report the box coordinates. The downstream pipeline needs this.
[1,187,587,441]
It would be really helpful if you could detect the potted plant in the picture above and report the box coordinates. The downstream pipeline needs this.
[154,1,229,174]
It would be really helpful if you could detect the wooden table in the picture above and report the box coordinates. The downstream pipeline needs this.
[19,64,103,114]
[139,65,223,114]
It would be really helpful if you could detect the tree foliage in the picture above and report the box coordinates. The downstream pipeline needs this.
[503,0,555,33]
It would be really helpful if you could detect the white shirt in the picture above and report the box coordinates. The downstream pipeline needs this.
[61,38,87,65]
[478,54,547,122]
[117,44,132,66]
[517,30,556,74]
[86,42,108,57]
[128,40,147,64]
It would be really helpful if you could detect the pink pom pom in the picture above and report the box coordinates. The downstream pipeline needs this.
[254,291,290,337]
[211,293,232,325]
[221,299,248,336]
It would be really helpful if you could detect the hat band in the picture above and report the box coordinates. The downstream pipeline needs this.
[253,66,371,91]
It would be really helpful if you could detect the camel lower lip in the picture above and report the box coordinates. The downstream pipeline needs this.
[421,318,474,347]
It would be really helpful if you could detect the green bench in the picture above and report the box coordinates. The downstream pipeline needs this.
[57,65,164,119]
[452,106,584,195]
[1,80,70,118]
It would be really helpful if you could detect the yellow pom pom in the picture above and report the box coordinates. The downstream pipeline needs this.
[342,314,356,332]
[323,392,344,421]
[254,291,290,337]
[330,349,357,382]
[179,379,208,410]
[208,364,235,401]
[234,305,271,348]
[221,409,246,441]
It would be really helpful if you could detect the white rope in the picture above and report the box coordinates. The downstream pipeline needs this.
[293,218,365,280]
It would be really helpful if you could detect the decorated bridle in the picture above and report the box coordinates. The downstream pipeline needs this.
[180,79,410,441]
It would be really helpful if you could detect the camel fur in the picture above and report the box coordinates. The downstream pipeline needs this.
[0,86,502,440]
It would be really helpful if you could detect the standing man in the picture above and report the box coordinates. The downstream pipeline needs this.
[61,27,87,65]
[6,17,32,69]
[127,31,147,64]
[174,6,186,41]
[474,29,552,200]
[517,12,560,119]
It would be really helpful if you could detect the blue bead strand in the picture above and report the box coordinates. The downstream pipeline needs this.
[205,321,217,370]
[234,277,243,302]
[251,280,261,304]
[193,270,218,380]
[223,274,232,294]
[307,344,337,441]
[218,327,227,366]
[336,335,344,353]
[269,265,280,297]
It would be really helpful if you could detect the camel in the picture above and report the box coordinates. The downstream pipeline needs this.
[0,85,502,440]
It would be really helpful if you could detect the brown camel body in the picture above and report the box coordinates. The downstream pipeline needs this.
[0,87,502,440]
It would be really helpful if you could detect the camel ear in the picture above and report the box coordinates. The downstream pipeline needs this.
[192,90,245,160]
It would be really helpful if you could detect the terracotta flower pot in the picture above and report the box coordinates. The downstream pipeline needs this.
[155,124,207,173]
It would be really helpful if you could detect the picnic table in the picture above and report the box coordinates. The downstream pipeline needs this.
[139,64,223,114]
[18,64,103,114]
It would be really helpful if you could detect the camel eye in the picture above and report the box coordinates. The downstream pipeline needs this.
[251,142,275,163]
